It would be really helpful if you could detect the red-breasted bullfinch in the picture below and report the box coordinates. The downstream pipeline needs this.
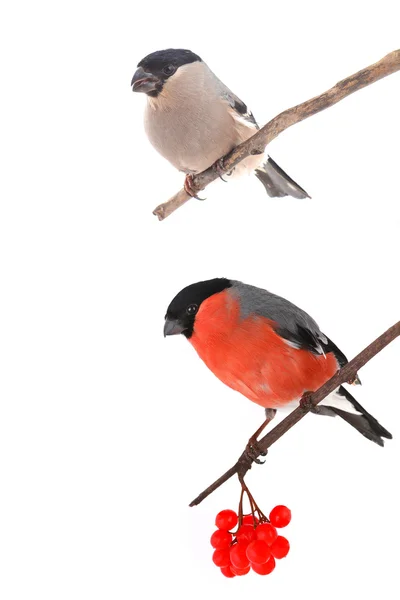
[164,278,392,446]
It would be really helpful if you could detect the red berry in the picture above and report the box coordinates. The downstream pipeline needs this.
[210,529,232,549]
[215,509,238,530]
[230,543,250,569]
[246,539,271,564]
[256,523,278,545]
[242,514,258,527]
[270,536,290,559]
[212,548,231,568]
[220,566,236,578]
[251,556,276,575]
[269,505,291,528]
[236,524,257,544]
[231,564,251,576]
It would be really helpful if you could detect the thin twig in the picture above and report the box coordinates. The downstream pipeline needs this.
[189,321,400,507]
[153,50,400,220]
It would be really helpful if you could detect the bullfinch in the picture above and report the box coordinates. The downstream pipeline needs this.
[131,48,310,200]
[164,278,392,446]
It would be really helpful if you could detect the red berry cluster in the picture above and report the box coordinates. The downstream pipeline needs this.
[210,506,291,578]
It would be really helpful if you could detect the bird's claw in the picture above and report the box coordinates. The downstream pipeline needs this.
[299,392,317,412]
[244,438,267,464]
[348,374,362,386]
[184,174,206,200]
[213,158,228,182]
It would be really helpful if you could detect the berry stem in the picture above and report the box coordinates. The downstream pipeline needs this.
[238,476,269,524]
[237,486,245,527]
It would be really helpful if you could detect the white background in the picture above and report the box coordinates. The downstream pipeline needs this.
[1,1,399,598]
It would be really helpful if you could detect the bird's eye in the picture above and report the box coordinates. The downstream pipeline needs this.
[186,304,198,316]
[163,64,176,76]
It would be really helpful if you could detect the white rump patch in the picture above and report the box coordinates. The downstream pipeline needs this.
[278,388,362,415]
[319,390,362,415]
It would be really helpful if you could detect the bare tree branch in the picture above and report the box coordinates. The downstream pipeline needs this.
[189,321,400,507]
[153,50,400,221]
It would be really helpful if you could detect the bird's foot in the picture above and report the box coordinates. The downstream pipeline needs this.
[242,413,274,464]
[348,374,362,386]
[299,391,319,412]
[213,158,228,182]
[184,174,206,200]
[244,437,267,465]
[212,157,234,181]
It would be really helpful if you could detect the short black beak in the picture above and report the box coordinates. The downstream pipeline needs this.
[131,67,160,94]
[164,318,186,337]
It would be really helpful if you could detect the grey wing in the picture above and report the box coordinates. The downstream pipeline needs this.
[224,91,259,129]
[231,281,330,357]
[210,71,310,200]
[274,314,330,357]
[252,285,357,379]
[212,75,259,129]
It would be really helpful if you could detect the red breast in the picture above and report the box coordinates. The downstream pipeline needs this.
[189,289,338,409]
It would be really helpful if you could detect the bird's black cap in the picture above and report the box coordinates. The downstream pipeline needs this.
[138,48,202,72]
[165,278,231,338]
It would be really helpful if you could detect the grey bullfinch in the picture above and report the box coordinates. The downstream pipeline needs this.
[131,48,310,200]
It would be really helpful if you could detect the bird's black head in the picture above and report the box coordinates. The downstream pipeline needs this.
[164,278,232,339]
[131,48,202,97]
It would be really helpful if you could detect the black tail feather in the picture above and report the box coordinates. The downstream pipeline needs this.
[254,156,310,200]
[331,386,392,446]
